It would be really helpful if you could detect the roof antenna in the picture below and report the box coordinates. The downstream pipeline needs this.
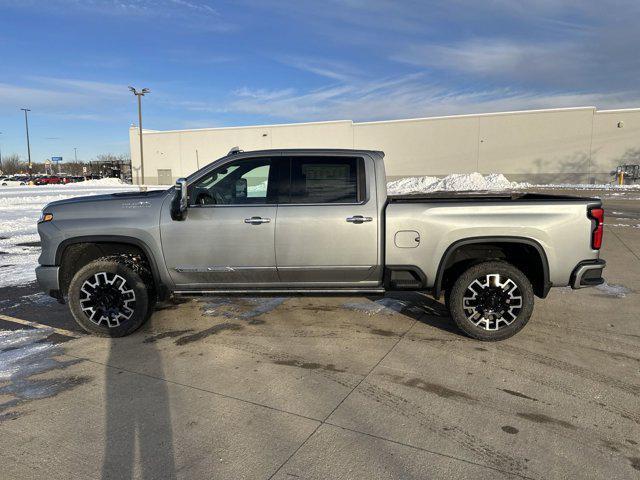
[228,146,243,155]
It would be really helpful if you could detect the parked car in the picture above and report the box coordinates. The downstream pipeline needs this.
[34,176,65,185]
[1,175,28,186]
[36,148,605,340]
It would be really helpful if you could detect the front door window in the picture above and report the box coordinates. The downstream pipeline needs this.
[189,158,275,206]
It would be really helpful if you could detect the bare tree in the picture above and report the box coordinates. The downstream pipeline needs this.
[0,154,25,175]
[95,153,131,163]
[0,152,131,177]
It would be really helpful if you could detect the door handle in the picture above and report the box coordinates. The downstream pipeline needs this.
[346,215,373,224]
[244,216,271,225]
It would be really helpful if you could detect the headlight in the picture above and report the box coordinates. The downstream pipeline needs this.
[38,212,54,223]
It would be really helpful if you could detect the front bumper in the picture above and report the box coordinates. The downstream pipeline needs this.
[570,259,606,289]
[35,265,62,300]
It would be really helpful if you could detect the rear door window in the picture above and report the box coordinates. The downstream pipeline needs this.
[287,156,365,204]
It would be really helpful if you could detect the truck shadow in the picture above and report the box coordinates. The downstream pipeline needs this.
[366,291,464,337]
[101,335,177,479]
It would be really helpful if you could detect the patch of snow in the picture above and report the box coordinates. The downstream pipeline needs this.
[64,178,128,187]
[0,329,87,404]
[532,183,640,190]
[0,183,141,288]
[387,173,525,195]
[595,282,631,298]
[201,296,286,321]
[605,223,640,228]
[342,297,418,315]
[342,301,391,315]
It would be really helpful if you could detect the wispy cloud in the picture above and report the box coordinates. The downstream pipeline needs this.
[0,0,218,17]
[0,0,232,32]
[221,76,640,122]
[27,76,128,97]
[0,77,131,122]
[394,39,549,76]
[275,55,361,82]
[0,83,81,109]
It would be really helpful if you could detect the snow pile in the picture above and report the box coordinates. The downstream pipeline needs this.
[531,182,640,190]
[65,177,128,187]
[387,172,524,195]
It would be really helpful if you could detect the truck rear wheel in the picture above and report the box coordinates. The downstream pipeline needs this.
[68,257,152,337]
[448,261,534,341]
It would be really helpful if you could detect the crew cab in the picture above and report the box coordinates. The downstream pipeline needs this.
[36,149,606,340]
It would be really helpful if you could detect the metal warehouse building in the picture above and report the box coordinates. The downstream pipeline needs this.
[129,106,640,185]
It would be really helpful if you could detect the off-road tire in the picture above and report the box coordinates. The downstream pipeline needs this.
[68,256,152,337]
[448,261,534,341]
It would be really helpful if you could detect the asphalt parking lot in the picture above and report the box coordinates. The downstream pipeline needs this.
[1,189,639,479]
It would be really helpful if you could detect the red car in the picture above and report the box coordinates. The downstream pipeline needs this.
[34,176,65,185]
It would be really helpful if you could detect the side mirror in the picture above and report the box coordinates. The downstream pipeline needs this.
[171,178,188,221]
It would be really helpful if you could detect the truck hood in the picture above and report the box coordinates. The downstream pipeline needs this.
[44,189,169,209]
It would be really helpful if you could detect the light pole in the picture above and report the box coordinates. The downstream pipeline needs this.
[128,86,150,185]
[21,108,32,177]
[0,132,3,172]
[73,147,79,177]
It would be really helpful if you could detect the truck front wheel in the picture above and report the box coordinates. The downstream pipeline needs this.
[67,258,152,337]
[448,261,534,341]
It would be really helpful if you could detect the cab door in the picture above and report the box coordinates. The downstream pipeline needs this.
[160,156,286,288]
[275,155,380,287]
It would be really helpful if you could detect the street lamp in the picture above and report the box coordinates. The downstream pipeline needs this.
[128,86,150,185]
[20,108,32,177]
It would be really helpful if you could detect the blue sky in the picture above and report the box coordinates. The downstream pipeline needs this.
[1,0,639,162]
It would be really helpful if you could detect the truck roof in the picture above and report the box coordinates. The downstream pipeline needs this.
[225,148,385,157]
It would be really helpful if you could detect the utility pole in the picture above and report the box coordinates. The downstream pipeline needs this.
[21,108,32,177]
[128,87,150,185]
[0,132,3,172]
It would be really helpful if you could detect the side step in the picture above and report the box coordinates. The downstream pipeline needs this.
[174,288,386,295]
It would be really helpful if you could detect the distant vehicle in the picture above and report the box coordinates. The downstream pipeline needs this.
[1,175,28,186]
[34,176,65,185]
[37,148,606,341]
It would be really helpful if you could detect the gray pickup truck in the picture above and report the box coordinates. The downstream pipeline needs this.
[36,148,606,340]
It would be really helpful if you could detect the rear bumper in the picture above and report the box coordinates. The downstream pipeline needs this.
[35,265,62,300]
[570,259,606,289]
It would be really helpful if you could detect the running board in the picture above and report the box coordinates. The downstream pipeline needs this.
[174,288,386,295]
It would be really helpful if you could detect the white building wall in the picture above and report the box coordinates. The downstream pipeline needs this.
[591,109,640,181]
[130,107,640,185]
[476,107,595,184]
[353,115,480,178]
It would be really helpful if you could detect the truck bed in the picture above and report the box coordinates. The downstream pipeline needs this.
[388,191,600,203]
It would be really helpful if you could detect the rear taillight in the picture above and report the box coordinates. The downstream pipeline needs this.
[588,207,604,250]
